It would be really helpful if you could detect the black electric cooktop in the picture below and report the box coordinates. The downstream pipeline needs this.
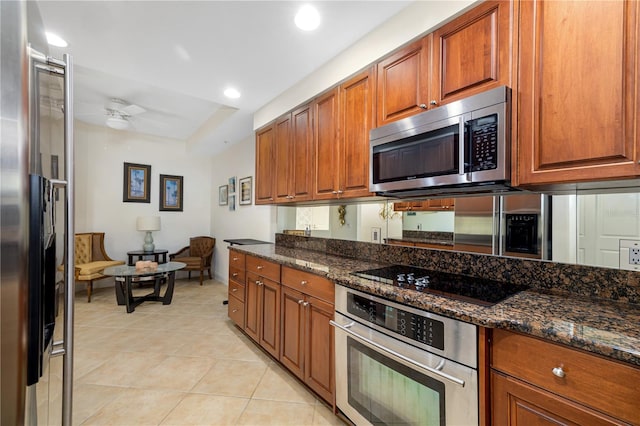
[351,265,528,306]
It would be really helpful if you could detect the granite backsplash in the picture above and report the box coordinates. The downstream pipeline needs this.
[275,233,640,305]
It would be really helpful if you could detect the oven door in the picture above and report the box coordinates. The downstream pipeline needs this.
[332,312,478,426]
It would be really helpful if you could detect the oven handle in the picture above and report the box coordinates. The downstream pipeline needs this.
[330,320,466,387]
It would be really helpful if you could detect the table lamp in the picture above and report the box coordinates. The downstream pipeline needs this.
[136,216,161,252]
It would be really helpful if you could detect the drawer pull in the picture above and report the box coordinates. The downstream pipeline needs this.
[256,280,263,286]
[232,309,238,313]
[300,280,307,286]
[231,288,237,292]
[232,273,238,277]
[257,265,264,270]
[233,257,239,261]
[552,366,566,378]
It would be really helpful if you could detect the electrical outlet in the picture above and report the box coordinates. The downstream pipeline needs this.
[619,239,640,271]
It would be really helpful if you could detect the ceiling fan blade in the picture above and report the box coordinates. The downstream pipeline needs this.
[122,104,146,116]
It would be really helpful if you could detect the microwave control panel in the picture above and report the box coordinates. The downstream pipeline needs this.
[468,114,498,172]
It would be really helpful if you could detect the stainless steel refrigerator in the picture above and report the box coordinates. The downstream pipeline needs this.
[1,2,75,424]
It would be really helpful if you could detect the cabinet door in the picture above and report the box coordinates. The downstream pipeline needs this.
[313,88,340,200]
[259,278,281,359]
[491,372,625,426]
[340,67,374,198]
[291,104,314,202]
[393,201,424,211]
[516,0,640,185]
[431,0,513,106]
[376,37,431,126]
[280,286,305,380]
[274,114,292,203]
[244,272,261,342]
[255,124,276,204]
[304,296,334,403]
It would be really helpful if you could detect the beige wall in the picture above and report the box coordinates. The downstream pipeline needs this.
[74,121,212,282]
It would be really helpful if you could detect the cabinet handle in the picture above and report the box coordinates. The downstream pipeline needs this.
[298,299,304,304]
[419,103,427,109]
[257,265,264,270]
[232,309,238,313]
[231,288,237,292]
[302,301,309,307]
[429,100,437,106]
[332,190,338,194]
[256,280,263,286]
[552,366,565,378]
[232,273,238,277]
[232,257,239,261]
[300,280,307,286]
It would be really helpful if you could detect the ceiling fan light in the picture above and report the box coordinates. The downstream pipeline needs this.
[106,115,129,130]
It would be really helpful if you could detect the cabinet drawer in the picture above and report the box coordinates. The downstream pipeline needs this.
[281,267,334,304]
[228,279,245,302]
[492,329,640,424]
[229,250,246,269]
[246,255,280,282]
[229,266,245,285]
[228,294,244,328]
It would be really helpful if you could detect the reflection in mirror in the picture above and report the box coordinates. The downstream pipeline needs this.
[276,191,640,270]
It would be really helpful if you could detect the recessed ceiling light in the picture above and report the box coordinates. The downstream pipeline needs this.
[224,88,241,99]
[295,5,320,31]
[45,32,68,47]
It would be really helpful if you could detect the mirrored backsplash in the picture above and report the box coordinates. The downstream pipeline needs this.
[276,192,640,272]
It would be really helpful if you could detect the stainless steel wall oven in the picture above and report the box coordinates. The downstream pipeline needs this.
[331,286,478,426]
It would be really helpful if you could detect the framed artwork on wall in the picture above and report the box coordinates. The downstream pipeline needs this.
[229,194,236,211]
[219,185,228,205]
[228,176,236,194]
[159,174,183,211]
[123,162,151,203]
[239,176,252,205]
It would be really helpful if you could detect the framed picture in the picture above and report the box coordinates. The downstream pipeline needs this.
[228,176,236,194]
[229,194,236,211]
[159,174,183,211]
[239,176,252,205]
[123,162,151,203]
[219,185,228,205]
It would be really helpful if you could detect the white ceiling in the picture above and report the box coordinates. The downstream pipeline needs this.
[37,1,412,155]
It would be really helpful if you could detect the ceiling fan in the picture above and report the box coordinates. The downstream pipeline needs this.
[104,98,146,130]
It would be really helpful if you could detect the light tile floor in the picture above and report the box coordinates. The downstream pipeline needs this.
[51,278,345,425]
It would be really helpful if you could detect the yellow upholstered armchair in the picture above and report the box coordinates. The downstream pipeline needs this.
[63,232,125,302]
[169,236,215,285]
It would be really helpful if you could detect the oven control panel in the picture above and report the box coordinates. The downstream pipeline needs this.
[347,293,444,350]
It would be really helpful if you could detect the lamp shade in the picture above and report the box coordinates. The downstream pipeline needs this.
[136,216,161,231]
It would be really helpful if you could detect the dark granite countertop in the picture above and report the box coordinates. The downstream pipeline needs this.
[229,244,640,367]
[386,237,454,246]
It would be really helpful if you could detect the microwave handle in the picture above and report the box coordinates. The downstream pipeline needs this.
[459,116,470,181]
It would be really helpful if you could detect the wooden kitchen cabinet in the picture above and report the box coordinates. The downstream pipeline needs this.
[314,67,375,200]
[255,124,276,204]
[491,329,640,425]
[244,256,281,359]
[515,0,640,186]
[392,201,425,211]
[431,0,513,106]
[227,250,246,328]
[280,267,335,403]
[376,37,431,126]
[423,198,455,210]
[274,105,314,203]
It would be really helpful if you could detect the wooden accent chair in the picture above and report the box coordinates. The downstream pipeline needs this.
[60,232,125,302]
[169,236,215,285]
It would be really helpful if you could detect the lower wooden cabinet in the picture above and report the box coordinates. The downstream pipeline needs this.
[245,271,281,359]
[491,329,640,425]
[280,267,335,404]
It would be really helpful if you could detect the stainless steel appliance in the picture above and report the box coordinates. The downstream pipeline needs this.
[370,86,513,198]
[1,2,75,424]
[331,285,479,426]
[453,193,551,259]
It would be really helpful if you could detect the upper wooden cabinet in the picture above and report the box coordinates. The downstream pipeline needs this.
[376,37,431,126]
[376,0,513,126]
[314,67,375,200]
[274,105,314,203]
[431,0,513,106]
[515,0,640,186]
[255,124,276,204]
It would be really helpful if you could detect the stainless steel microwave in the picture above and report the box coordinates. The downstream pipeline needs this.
[369,86,512,198]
